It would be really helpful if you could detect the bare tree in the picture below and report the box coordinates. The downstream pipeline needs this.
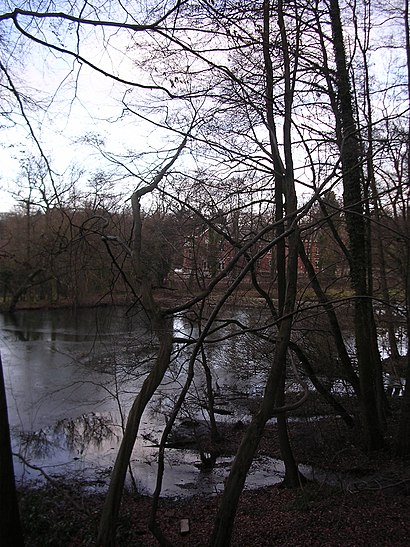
[97,136,188,545]
[3,1,410,544]
[0,353,24,546]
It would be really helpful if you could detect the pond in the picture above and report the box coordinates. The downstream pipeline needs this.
[1,305,290,496]
[1,305,405,497]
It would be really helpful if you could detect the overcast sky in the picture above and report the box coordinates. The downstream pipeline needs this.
[0,13,176,212]
[0,3,407,213]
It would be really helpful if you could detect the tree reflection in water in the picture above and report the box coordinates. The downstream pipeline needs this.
[17,413,118,460]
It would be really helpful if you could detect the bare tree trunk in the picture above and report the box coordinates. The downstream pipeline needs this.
[208,231,310,544]
[209,312,295,546]
[0,353,24,547]
[200,346,220,441]
[264,0,301,488]
[96,317,173,546]
[97,139,187,545]
[289,342,355,428]
[298,240,360,395]
[209,0,302,527]
[275,369,301,487]
[396,0,410,455]
[329,0,384,450]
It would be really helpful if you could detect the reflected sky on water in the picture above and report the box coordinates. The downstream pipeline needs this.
[1,305,405,495]
[0,305,274,494]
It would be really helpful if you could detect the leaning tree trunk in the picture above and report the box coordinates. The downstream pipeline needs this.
[209,306,298,546]
[96,315,173,546]
[329,0,384,450]
[289,342,355,428]
[97,138,187,545]
[209,0,302,524]
[298,240,360,396]
[209,220,304,546]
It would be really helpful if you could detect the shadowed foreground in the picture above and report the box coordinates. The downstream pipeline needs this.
[18,413,410,546]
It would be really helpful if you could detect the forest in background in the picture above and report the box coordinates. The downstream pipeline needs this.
[2,186,403,308]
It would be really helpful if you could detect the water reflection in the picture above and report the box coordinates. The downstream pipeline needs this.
[16,412,118,459]
[55,412,119,453]
[1,307,157,432]
[1,305,406,497]
[1,306,275,494]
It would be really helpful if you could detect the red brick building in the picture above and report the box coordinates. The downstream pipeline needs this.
[181,227,319,281]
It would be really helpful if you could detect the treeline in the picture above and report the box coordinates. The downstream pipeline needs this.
[0,205,186,308]
[0,188,407,310]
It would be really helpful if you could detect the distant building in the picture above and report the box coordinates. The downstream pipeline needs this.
[181,227,319,283]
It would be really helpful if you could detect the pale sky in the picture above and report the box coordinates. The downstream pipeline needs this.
[0,13,180,212]
[0,4,407,213]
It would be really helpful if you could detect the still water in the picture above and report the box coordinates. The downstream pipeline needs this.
[1,306,285,496]
[2,305,404,496]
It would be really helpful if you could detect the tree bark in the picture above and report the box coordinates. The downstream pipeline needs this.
[396,0,410,457]
[209,314,295,547]
[329,0,384,450]
[96,320,173,546]
[210,3,302,538]
[268,0,301,488]
[0,353,24,547]
[289,342,355,428]
[298,240,360,396]
[97,139,187,545]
